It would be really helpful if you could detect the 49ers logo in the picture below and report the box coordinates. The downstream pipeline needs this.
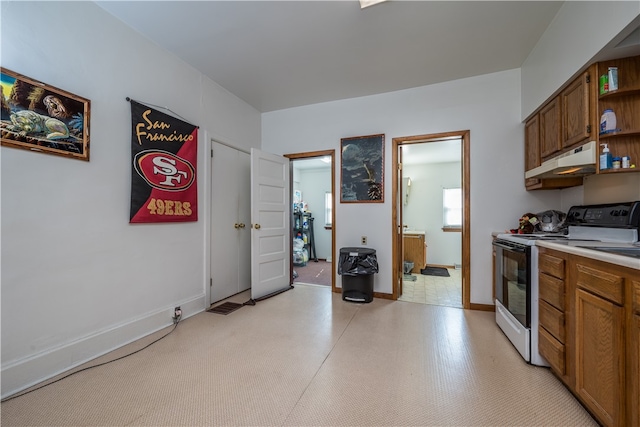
[134,150,195,191]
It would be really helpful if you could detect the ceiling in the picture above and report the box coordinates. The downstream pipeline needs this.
[96,1,565,113]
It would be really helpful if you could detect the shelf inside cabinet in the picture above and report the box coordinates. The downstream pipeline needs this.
[599,168,638,174]
[598,87,640,99]
[599,130,640,139]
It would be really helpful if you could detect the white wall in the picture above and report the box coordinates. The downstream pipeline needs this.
[404,162,461,267]
[296,168,332,260]
[521,1,640,206]
[262,69,562,304]
[521,1,640,119]
[1,2,261,397]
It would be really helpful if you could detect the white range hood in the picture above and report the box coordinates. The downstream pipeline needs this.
[525,140,597,179]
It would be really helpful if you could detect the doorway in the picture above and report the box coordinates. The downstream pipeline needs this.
[285,150,336,293]
[209,141,292,305]
[392,131,471,309]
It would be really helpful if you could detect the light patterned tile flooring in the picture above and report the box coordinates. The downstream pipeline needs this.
[399,267,462,307]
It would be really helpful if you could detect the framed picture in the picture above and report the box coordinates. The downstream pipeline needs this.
[1,68,90,161]
[340,133,384,203]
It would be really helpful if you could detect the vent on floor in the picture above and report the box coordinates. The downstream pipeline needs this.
[207,302,243,315]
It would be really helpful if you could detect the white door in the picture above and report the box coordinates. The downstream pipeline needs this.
[210,142,251,303]
[236,151,251,293]
[250,148,291,300]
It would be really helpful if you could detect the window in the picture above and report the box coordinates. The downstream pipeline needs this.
[443,188,461,231]
[325,192,332,227]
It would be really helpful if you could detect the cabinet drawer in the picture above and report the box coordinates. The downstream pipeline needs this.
[539,272,564,311]
[539,326,565,375]
[539,253,565,279]
[576,263,624,306]
[539,300,565,342]
[633,281,640,315]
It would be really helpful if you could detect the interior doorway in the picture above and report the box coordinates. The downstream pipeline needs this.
[392,131,471,309]
[285,150,336,292]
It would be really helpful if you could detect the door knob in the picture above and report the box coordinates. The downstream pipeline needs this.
[254,224,261,229]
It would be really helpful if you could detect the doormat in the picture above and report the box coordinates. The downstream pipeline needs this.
[207,302,244,315]
[421,267,450,277]
[403,274,417,281]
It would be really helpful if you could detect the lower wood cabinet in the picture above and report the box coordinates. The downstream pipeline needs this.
[631,313,640,427]
[538,248,570,382]
[538,248,639,427]
[632,280,640,427]
[575,288,625,427]
[403,234,426,273]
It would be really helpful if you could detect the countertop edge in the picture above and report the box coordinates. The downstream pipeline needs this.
[403,230,426,235]
[536,240,640,270]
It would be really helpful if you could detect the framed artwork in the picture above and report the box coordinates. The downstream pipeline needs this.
[1,68,90,161]
[340,133,384,203]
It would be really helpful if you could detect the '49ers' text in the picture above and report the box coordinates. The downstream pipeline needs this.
[146,198,192,216]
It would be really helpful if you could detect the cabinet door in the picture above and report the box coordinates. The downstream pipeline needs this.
[562,71,592,148]
[631,280,640,427]
[524,115,541,188]
[631,314,640,427]
[540,97,562,158]
[403,234,425,273]
[525,115,540,170]
[575,289,625,427]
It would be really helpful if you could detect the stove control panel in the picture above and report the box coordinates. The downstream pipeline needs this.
[566,201,640,228]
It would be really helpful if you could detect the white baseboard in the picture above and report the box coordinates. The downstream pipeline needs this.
[1,294,205,399]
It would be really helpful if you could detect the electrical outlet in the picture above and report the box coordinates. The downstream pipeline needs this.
[172,306,182,324]
[361,236,367,245]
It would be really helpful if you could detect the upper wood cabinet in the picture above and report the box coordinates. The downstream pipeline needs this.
[523,56,640,190]
[539,96,562,159]
[524,115,541,189]
[596,56,640,175]
[561,69,594,149]
[524,115,540,170]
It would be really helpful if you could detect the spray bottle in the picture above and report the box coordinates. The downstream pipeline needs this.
[600,143,612,170]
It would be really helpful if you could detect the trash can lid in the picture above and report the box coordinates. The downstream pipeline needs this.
[339,247,376,256]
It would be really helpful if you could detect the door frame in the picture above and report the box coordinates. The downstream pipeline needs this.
[391,130,471,309]
[284,150,336,293]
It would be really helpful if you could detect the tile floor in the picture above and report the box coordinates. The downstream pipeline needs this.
[399,268,462,307]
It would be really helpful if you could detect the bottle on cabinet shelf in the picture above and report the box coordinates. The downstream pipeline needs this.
[600,143,612,170]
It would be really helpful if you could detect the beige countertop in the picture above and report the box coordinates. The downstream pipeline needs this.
[536,240,640,270]
[403,230,425,235]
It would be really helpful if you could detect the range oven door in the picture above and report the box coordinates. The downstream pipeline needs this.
[493,239,531,328]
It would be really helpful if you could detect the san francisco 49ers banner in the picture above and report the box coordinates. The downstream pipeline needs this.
[129,100,198,223]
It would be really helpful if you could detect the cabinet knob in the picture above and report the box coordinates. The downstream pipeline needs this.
[253,223,261,230]
[234,223,240,229]
[238,223,246,229]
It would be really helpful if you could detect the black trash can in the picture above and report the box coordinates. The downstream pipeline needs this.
[338,247,378,303]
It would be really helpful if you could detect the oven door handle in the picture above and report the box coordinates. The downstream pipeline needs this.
[493,241,526,253]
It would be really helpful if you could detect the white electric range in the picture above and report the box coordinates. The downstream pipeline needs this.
[492,201,640,366]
